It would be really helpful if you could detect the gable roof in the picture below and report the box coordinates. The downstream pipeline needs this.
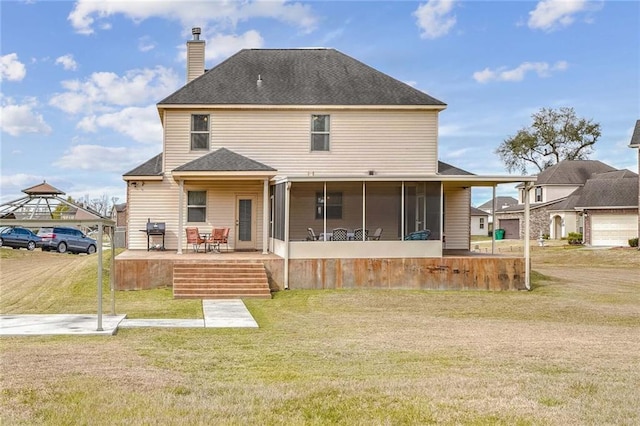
[470,206,489,216]
[630,119,640,147]
[123,153,163,177]
[173,148,276,172]
[575,170,639,209]
[534,160,617,185]
[477,196,518,210]
[438,161,474,176]
[159,49,446,107]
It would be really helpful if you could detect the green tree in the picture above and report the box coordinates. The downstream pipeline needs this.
[495,107,601,174]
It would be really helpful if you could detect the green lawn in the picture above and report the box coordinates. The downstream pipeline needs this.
[1,248,639,425]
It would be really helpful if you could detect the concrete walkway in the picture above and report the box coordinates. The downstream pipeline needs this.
[0,299,258,336]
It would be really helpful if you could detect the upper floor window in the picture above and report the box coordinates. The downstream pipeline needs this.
[535,186,543,202]
[311,114,330,151]
[187,190,206,222]
[191,114,209,151]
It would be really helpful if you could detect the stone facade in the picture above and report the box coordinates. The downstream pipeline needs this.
[494,205,554,239]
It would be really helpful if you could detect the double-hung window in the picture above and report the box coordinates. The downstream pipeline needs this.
[191,114,209,150]
[535,186,543,202]
[187,191,206,222]
[316,191,342,219]
[311,114,330,151]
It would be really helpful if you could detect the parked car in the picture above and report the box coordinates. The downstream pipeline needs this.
[0,226,42,251]
[37,226,97,254]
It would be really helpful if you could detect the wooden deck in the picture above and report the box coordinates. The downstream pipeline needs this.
[115,249,526,293]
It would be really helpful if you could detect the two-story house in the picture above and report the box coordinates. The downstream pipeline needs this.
[118,29,534,292]
[495,159,638,245]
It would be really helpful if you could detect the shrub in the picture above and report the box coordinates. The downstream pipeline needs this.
[567,232,583,245]
[629,237,639,248]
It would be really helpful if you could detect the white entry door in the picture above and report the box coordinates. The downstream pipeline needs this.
[235,195,257,250]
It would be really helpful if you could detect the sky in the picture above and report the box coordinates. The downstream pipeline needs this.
[1,0,638,208]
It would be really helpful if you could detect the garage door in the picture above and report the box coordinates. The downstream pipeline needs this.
[591,214,638,246]
[498,219,519,239]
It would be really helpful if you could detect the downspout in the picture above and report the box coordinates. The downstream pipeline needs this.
[524,182,532,290]
[283,181,291,289]
[262,178,269,254]
[177,180,184,254]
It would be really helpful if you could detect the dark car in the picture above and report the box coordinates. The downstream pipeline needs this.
[0,226,42,251]
[37,226,98,254]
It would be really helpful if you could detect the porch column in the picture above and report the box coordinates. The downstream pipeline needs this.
[524,181,532,290]
[284,181,291,290]
[362,181,366,240]
[177,180,184,255]
[491,185,496,254]
[262,178,269,254]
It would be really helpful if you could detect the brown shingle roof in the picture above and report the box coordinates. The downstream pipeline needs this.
[535,160,617,185]
[173,148,276,172]
[630,119,640,147]
[123,153,163,177]
[575,170,639,208]
[159,49,446,107]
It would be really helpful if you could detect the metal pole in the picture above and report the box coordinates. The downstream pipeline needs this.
[97,222,104,331]
[110,226,116,315]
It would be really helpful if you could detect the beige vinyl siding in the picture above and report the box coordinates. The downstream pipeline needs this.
[444,188,470,249]
[127,179,179,250]
[186,41,205,83]
[127,178,263,250]
[163,109,438,175]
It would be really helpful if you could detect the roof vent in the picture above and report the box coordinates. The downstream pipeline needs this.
[192,27,201,41]
[257,74,263,88]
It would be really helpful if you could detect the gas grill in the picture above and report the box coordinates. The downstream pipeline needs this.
[140,221,165,251]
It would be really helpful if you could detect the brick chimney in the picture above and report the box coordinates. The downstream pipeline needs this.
[186,27,205,83]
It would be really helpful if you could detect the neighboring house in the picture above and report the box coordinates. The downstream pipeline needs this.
[477,196,518,231]
[120,29,534,291]
[494,160,638,244]
[628,119,640,248]
[574,170,639,246]
[470,207,489,236]
[111,203,127,227]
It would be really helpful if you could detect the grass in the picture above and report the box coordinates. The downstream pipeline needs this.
[1,247,639,425]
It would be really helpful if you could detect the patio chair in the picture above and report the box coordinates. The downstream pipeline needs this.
[370,228,383,240]
[214,227,230,252]
[307,227,319,241]
[332,228,348,241]
[404,229,431,240]
[185,227,205,252]
[353,228,368,241]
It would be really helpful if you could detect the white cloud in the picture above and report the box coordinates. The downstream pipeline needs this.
[77,105,162,144]
[0,97,52,136]
[68,0,317,35]
[49,66,180,114]
[55,54,78,71]
[528,0,594,31]
[414,0,456,39]
[179,30,264,63]
[473,61,569,83]
[54,144,157,172]
[1,53,27,82]
[138,36,156,52]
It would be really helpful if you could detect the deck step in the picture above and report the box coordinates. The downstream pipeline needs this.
[173,262,271,299]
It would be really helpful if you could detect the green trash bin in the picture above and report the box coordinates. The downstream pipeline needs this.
[495,229,505,240]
